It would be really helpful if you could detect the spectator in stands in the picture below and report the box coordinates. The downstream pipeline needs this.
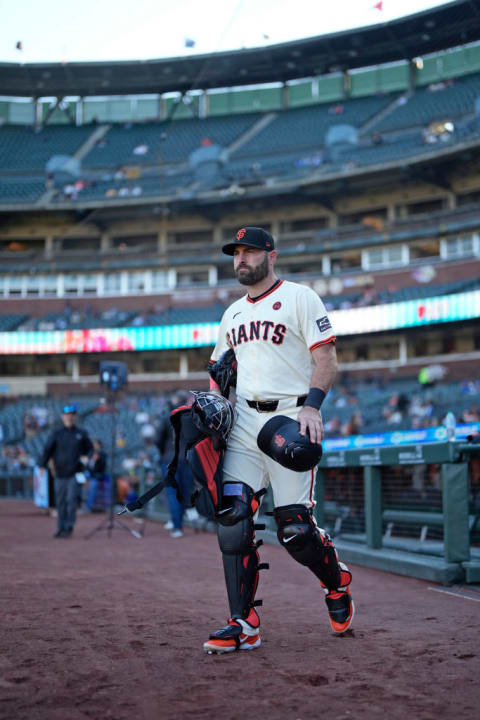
[0,445,34,474]
[0,447,8,472]
[358,285,378,307]
[45,172,55,190]
[135,409,150,425]
[341,411,363,437]
[84,439,107,513]
[133,144,149,156]
[461,380,480,395]
[39,404,93,538]
[462,404,480,423]
[140,416,156,444]
[383,393,409,425]
[383,396,403,425]
[324,416,341,435]
[409,394,424,421]
[31,404,49,429]
[328,104,344,115]
[116,431,127,449]
[23,413,39,439]
[419,364,448,386]
[334,386,349,408]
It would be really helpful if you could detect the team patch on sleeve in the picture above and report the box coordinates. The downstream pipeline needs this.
[316,315,332,333]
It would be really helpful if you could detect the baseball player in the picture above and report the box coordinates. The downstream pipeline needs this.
[203,226,354,654]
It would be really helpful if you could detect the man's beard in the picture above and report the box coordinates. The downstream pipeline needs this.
[235,254,269,285]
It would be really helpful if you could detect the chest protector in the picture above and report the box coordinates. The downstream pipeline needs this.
[167,393,234,520]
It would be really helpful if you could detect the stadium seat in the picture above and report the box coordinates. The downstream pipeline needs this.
[0,125,92,171]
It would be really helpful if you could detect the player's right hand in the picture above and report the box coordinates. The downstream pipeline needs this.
[298,406,324,444]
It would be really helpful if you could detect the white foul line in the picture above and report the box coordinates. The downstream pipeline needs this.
[428,587,480,602]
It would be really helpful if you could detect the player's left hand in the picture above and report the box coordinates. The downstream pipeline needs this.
[298,406,324,444]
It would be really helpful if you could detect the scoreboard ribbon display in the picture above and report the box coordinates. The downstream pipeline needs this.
[0,290,479,355]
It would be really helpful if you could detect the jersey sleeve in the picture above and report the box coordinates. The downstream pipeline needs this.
[297,286,336,352]
[210,310,231,363]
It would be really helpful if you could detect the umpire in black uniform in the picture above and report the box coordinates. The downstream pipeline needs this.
[40,404,93,538]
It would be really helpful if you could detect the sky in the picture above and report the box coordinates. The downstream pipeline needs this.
[1,0,452,64]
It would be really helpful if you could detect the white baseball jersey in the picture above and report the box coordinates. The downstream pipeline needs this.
[211,279,336,400]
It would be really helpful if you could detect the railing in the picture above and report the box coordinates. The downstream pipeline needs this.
[0,471,33,498]
[314,440,480,584]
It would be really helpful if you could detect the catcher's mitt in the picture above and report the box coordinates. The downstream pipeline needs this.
[208,348,237,398]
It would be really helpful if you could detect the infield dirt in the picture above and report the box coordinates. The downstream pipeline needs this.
[1,500,479,720]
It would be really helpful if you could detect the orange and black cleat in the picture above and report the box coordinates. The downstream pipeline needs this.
[203,608,261,654]
[323,562,355,634]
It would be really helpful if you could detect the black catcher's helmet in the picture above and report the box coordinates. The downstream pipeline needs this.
[190,391,235,443]
[257,415,322,472]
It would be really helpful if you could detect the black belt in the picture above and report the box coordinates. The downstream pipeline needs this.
[246,395,307,413]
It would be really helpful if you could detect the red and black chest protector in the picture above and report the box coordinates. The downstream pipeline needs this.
[168,405,226,520]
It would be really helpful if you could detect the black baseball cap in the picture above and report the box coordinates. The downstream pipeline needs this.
[222,227,275,256]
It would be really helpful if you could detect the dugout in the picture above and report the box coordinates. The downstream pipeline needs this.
[312,440,480,585]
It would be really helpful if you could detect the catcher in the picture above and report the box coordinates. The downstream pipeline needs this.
[203,226,354,654]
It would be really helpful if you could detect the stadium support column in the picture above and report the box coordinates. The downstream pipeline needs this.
[408,60,417,92]
[157,227,167,255]
[446,192,456,210]
[399,336,407,364]
[100,232,110,253]
[271,220,281,242]
[167,269,176,289]
[34,99,42,128]
[69,356,79,382]
[199,91,207,119]
[45,236,54,258]
[179,354,188,378]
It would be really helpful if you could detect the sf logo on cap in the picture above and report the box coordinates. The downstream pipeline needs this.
[237,228,246,241]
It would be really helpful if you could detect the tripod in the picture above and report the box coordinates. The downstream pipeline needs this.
[85,388,143,540]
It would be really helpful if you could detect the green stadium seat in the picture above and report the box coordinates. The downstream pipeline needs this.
[373,73,480,133]
[0,125,92,171]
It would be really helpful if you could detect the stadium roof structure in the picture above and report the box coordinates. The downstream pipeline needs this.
[1,1,480,98]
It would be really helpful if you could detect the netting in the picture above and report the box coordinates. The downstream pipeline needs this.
[468,456,480,549]
[322,467,365,538]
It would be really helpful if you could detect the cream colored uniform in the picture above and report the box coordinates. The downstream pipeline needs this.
[210,279,336,508]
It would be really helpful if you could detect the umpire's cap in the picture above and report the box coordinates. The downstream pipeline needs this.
[257,415,322,472]
[62,403,78,414]
[222,227,275,256]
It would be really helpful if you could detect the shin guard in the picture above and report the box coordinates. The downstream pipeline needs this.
[274,504,350,591]
[217,483,267,619]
